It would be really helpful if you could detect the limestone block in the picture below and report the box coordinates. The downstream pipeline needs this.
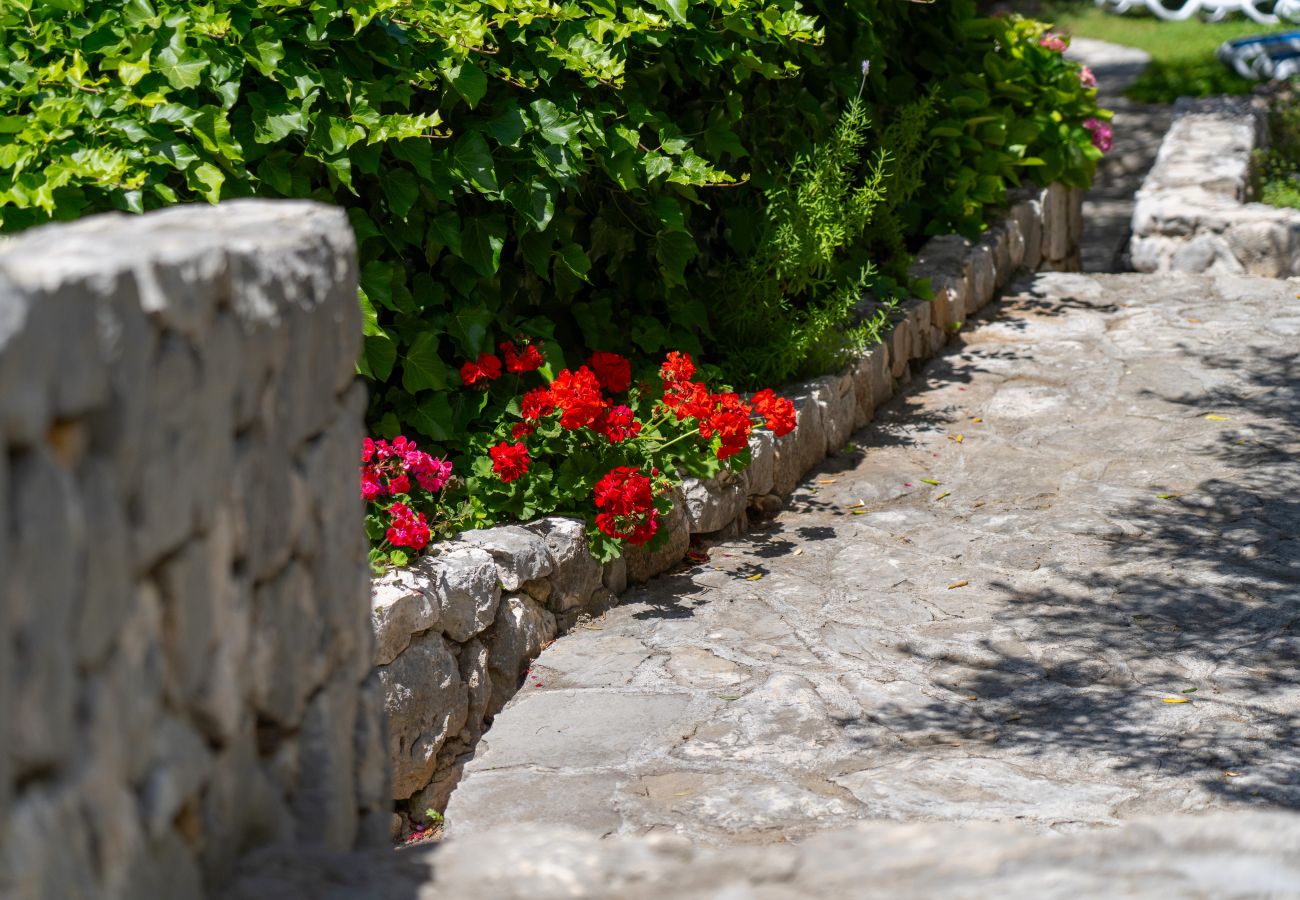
[8,446,83,779]
[903,300,933,362]
[198,726,294,883]
[251,561,327,728]
[292,670,361,852]
[888,317,912,378]
[1067,185,1085,250]
[139,715,214,840]
[429,546,501,643]
[968,240,996,312]
[231,424,304,583]
[118,831,204,900]
[370,567,440,667]
[1041,182,1071,263]
[354,671,393,831]
[981,225,1011,289]
[1012,197,1044,271]
[0,782,103,899]
[624,487,689,583]
[682,474,746,535]
[602,555,629,596]
[1171,234,1243,274]
[1005,217,1026,271]
[743,428,775,498]
[73,461,133,669]
[772,383,828,496]
[814,372,855,457]
[456,526,554,592]
[483,595,557,718]
[1225,220,1293,277]
[852,343,891,429]
[455,640,493,748]
[525,518,602,613]
[380,630,468,800]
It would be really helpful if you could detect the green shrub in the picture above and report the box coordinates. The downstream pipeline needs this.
[0,0,1106,465]
[1256,81,1300,211]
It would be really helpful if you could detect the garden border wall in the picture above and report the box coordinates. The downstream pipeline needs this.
[0,202,388,899]
[373,182,1085,835]
[1129,96,1300,277]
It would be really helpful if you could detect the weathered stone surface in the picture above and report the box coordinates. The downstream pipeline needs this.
[0,201,378,897]
[370,568,439,667]
[224,811,1300,899]
[380,631,468,801]
[482,594,557,718]
[771,384,828,497]
[602,556,629,597]
[967,240,996,311]
[293,671,360,852]
[428,546,501,643]
[1011,196,1043,271]
[526,518,603,612]
[446,272,1300,845]
[623,488,689,584]
[681,474,746,535]
[1041,181,1072,263]
[887,315,912,378]
[456,526,554,592]
[742,428,775,497]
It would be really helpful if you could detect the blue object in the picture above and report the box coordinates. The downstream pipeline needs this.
[1218,30,1300,80]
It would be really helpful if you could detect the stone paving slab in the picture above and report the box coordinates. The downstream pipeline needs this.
[226,810,1300,899]
[446,271,1300,844]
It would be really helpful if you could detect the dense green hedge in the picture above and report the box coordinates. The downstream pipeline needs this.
[0,0,1105,461]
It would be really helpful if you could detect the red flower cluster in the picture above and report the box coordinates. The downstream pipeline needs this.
[593,404,641,443]
[501,339,545,373]
[751,388,797,437]
[386,502,431,550]
[520,386,556,421]
[587,351,632,393]
[593,466,659,546]
[361,436,453,501]
[460,352,502,387]
[699,392,754,460]
[490,441,531,482]
[549,366,607,430]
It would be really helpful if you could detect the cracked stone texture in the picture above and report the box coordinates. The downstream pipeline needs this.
[446,270,1300,845]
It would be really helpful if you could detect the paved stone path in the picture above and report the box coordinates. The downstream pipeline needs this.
[446,270,1300,844]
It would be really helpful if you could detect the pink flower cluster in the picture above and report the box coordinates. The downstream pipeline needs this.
[386,503,431,550]
[361,436,452,501]
[1039,33,1067,53]
[1079,66,1097,89]
[1084,118,1113,153]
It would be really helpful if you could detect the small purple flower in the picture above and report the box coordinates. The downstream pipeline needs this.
[1079,65,1097,89]
[1084,118,1113,153]
[861,59,871,76]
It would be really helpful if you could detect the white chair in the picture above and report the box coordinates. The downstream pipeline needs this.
[1094,0,1300,24]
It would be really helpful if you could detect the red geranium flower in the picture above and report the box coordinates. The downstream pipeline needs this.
[489,441,531,483]
[386,503,431,550]
[501,339,545,373]
[520,386,556,421]
[549,367,606,430]
[662,380,714,422]
[659,350,695,384]
[700,392,753,460]
[593,466,659,546]
[511,422,535,440]
[752,388,797,437]
[592,405,641,443]
[460,353,503,387]
[587,351,632,393]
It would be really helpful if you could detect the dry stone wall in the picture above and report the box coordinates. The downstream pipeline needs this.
[373,183,1083,834]
[0,201,387,899]
[1129,97,1300,277]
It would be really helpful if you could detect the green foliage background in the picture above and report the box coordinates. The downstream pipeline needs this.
[0,0,1105,461]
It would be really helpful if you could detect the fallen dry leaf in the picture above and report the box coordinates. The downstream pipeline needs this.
[947,580,969,589]
[744,573,764,581]
[792,548,804,556]
[1162,697,1189,704]
[949,434,964,443]
[816,478,838,484]
[935,491,951,501]
[851,509,867,515]
[1204,414,1230,421]
[972,417,983,423]
[921,478,942,486]
[1223,771,1241,778]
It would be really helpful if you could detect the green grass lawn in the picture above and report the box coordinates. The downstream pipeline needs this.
[1037,2,1292,101]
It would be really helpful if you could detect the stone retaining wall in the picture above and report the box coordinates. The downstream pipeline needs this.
[0,202,387,899]
[373,182,1084,834]
[1129,96,1300,277]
